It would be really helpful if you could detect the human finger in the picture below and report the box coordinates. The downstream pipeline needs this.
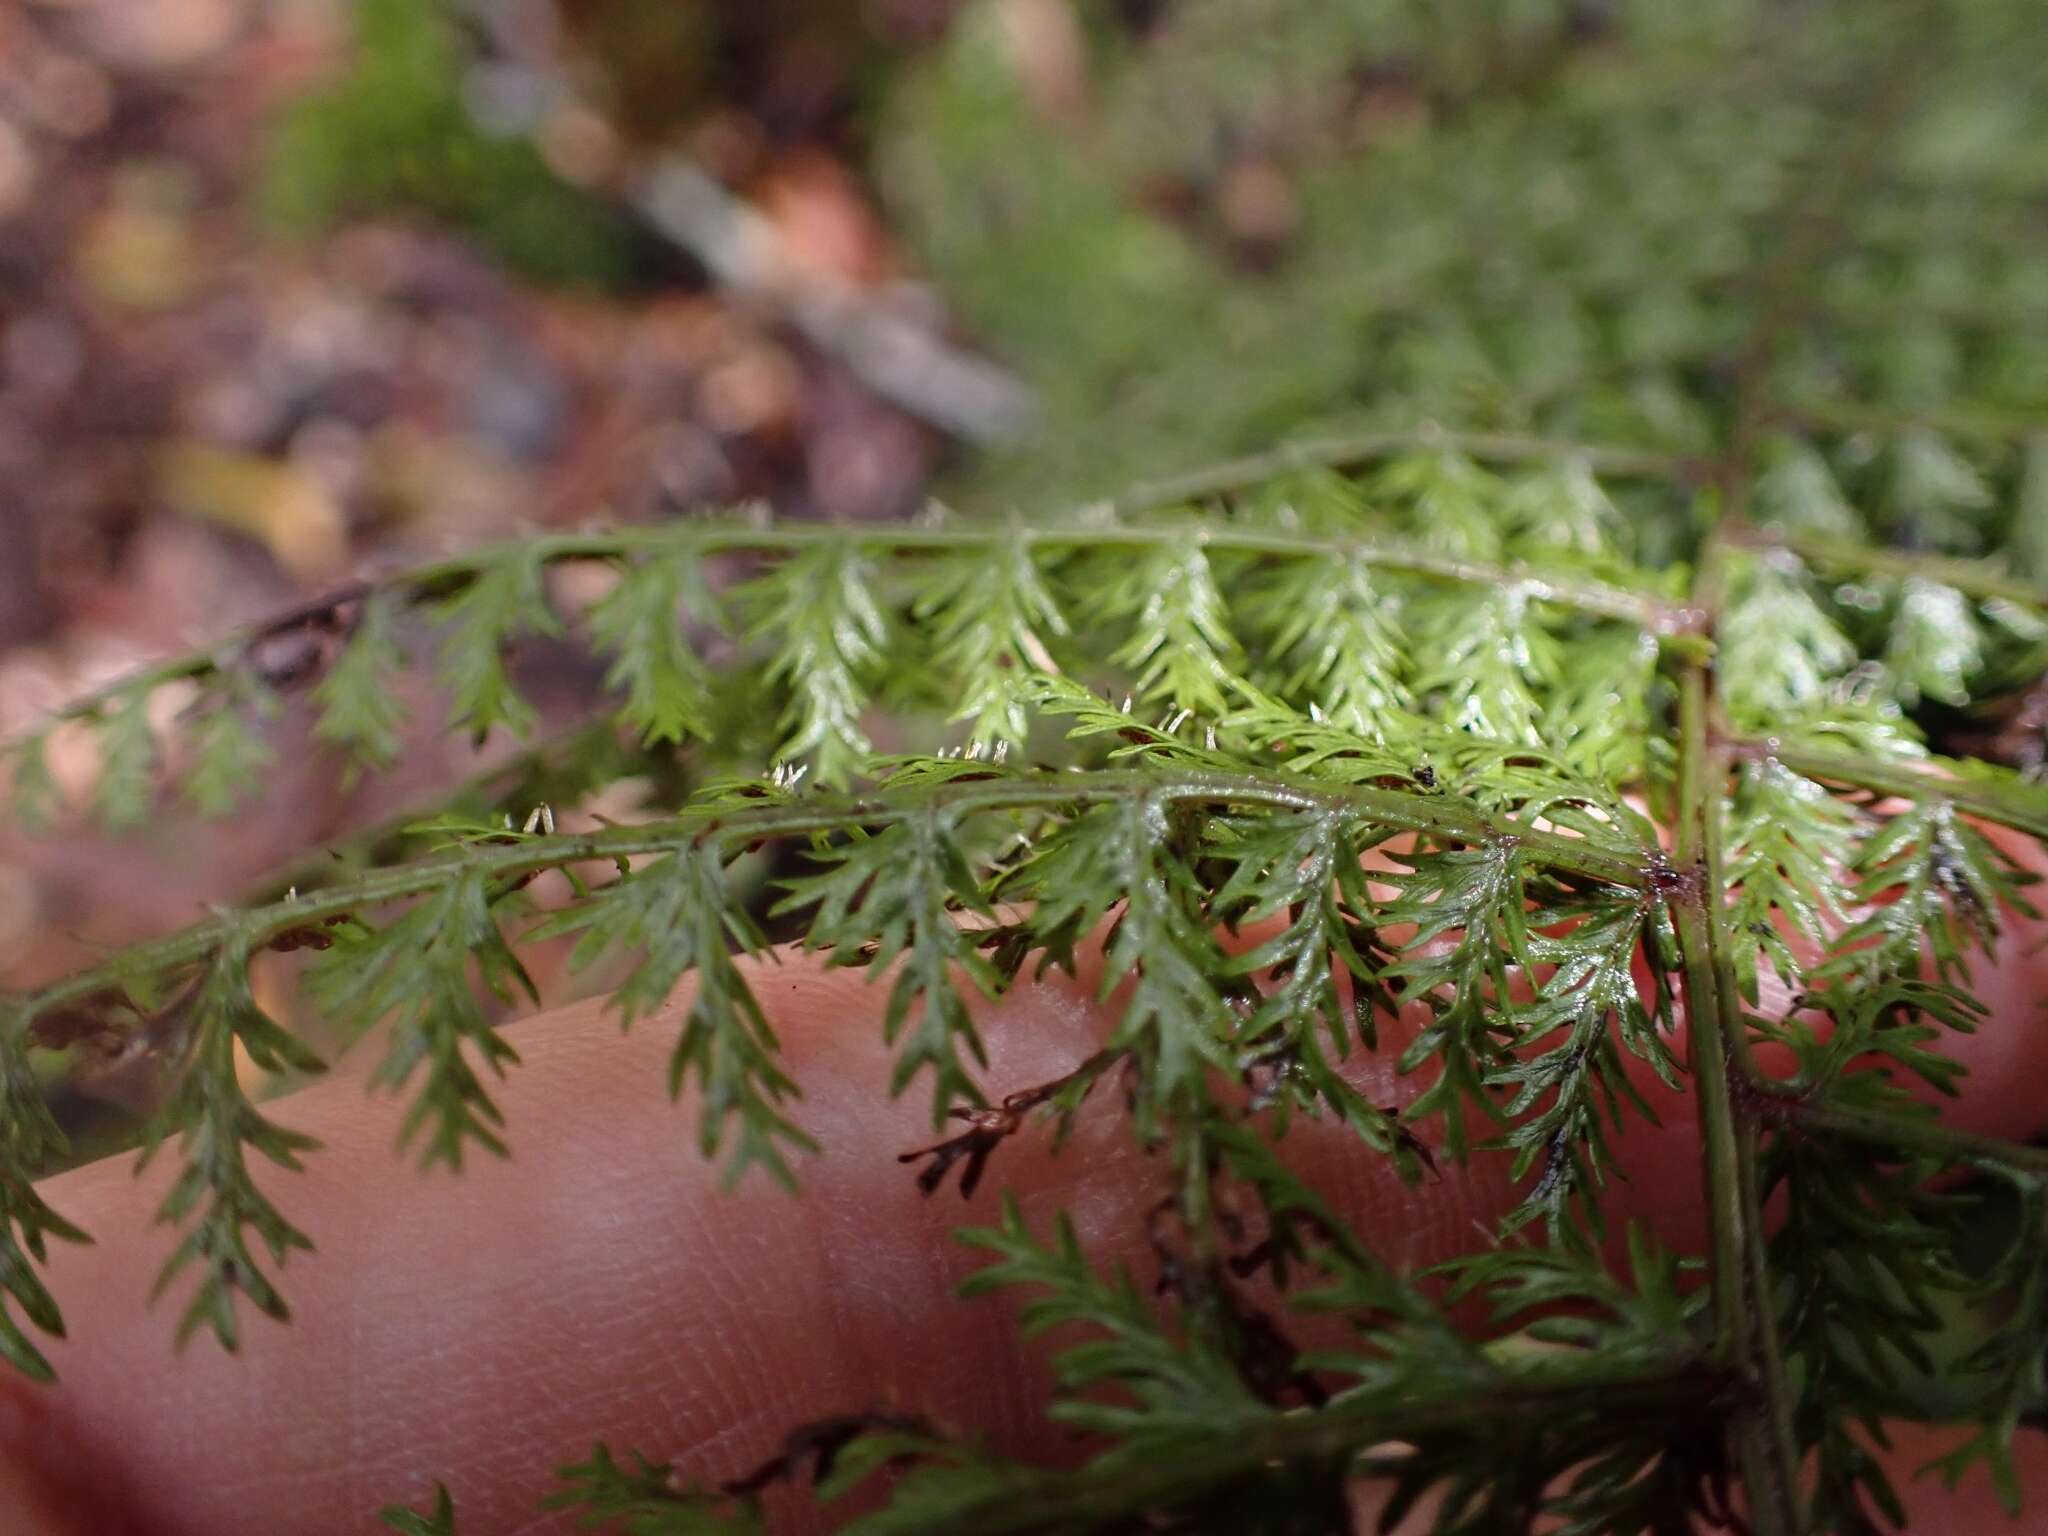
[4,831,2045,1533]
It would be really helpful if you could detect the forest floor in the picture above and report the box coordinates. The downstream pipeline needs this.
[0,0,976,990]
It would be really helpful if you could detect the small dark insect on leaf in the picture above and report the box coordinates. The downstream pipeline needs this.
[1413,762,1437,789]
[720,1412,935,1497]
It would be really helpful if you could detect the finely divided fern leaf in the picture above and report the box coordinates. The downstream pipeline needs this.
[535,847,814,1188]
[746,541,889,785]
[4,8,2048,1528]
[92,686,158,830]
[0,1029,89,1381]
[587,548,720,748]
[311,590,411,775]
[142,939,326,1350]
[433,549,561,743]
[779,811,1001,1118]
[1493,885,1677,1235]
[916,536,1067,749]
[309,873,529,1169]
[1102,540,1243,721]
[185,675,279,817]
[1378,842,1529,1164]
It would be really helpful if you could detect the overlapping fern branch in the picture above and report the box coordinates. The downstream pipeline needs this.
[4,431,1698,829]
[10,2,2048,1533]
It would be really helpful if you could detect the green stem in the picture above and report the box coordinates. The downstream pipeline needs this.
[1772,398,2048,453]
[1673,671,1757,1362]
[1746,527,2048,611]
[1736,1115,1808,1519]
[1764,1100,2048,1178]
[1686,42,1952,1504]
[18,433,1703,742]
[1674,665,1803,1536]
[14,765,1655,1039]
[1757,741,2048,841]
[896,1360,1739,1536]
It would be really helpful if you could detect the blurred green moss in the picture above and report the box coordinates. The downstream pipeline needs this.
[876,0,1739,511]
[259,0,643,291]
[880,0,2046,566]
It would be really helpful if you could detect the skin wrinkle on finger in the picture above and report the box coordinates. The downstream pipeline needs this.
[0,827,2043,1533]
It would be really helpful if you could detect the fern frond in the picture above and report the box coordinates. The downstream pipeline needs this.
[1378,842,1529,1164]
[1885,427,1992,551]
[8,730,58,833]
[1722,757,1865,1001]
[586,548,720,748]
[308,872,530,1169]
[1098,540,1243,720]
[184,674,279,817]
[92,685,159,830]
[1880,578,1983,712]
[1003,798,1233,1137]
[433,547,561,743]
[1718,556,1858,729]
[960,1194,1268,1448]
[379,1484,459,1536]
[1375,452,1507,561]
[1816,798,2039,986]
[1410,585,1562,745]
[538,846,813,1188]
[1924,1170,2048,1516]
[1493,885,1679,1235]
[1243,554,1416,742]
[778,809,1001,1119]
[1502,458,1626,559]
[0,1025,89,1381]
[915,535,1067,749]
[1763,1122,1966,1533]
[1753,437,1862,538]
[141,938,326,1350]
[310,590,411,776]
[745,540,889,785]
